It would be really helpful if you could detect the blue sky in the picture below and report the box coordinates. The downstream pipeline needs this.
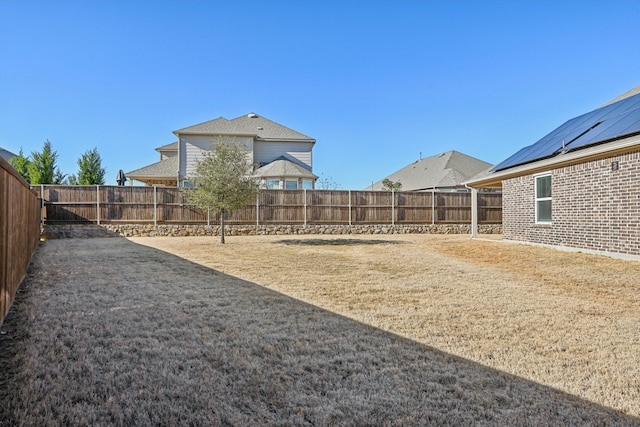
[1,1,639,189]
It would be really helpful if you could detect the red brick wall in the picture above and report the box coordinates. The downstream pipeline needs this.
[502,149,640,256]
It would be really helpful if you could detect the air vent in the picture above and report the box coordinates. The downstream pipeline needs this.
[248,113,258,118]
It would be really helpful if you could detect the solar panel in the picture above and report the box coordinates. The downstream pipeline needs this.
[493,92,640,172]
[569,108,640,150]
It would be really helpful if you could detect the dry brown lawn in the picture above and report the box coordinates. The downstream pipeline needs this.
[1,233,639,425]
[136,234,640,417]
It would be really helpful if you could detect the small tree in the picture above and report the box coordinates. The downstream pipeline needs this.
[8,148,31,183]
[28,140,66,184]
[183,140,258,243]
[382,178,402,191]
[76,147,106,185]
[317,173,341,190]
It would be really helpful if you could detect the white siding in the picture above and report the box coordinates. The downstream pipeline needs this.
[254,141,313,170]
[180,135,253,179]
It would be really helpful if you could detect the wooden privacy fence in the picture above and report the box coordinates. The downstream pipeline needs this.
[32,185,501,226]
[1,158,41,326]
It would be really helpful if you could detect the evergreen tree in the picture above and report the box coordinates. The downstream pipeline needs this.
[8,148,31,183]
[76,148,106,185]
[28,140,65,184]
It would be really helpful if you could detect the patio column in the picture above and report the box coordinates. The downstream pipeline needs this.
[470,187,478,238]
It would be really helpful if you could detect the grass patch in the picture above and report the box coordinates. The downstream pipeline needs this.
[1,236,639,425]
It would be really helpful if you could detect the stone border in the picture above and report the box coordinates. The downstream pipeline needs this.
[42,224,502,239]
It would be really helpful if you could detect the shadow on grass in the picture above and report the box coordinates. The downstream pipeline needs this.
[0,238,637,426]
[276,238,405,246]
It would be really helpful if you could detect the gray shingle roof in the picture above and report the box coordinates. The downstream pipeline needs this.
[253,157,318,179]
[126,156,179,178]
[155,141,178,152]
[369,150,493,191]
[0,147,16,162]
[174,113,315,142]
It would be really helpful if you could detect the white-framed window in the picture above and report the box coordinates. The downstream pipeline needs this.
[285,179,298,190]
[266,179,280,189]
[535,174,552,223]
[301,179,313,190]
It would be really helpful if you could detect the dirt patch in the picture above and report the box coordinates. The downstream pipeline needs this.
[0,235,638,425]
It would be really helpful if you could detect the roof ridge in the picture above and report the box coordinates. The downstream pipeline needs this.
[173,113,314,141]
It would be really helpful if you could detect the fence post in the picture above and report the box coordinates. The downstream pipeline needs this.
[153,186,157,227]
[304,189,307,227]
[40,184,45,227]
[348,190,352,226]
[207,209,210,226]
[96,185,100,225]
[256,192,260,226]
[391,189,395,226]
[431,190,435,225]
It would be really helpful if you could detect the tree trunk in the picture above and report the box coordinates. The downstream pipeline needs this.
[220,209,225,244]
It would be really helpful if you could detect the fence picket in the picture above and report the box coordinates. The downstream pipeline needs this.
[1,158,41,326]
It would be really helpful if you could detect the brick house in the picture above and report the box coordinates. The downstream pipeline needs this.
[466,85,640,258]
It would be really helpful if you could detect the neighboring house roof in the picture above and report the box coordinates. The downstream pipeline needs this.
[127,156,179,179]
[174,113,315,142]
[369,150,493,191]
[156,141,178,152]
[467,85,640,188]
[0,147,16,162]
[254,157,318,179]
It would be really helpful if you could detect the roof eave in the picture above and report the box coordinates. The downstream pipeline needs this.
[257,137,316,144]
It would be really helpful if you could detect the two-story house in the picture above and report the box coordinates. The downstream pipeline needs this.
[127,113,317,189]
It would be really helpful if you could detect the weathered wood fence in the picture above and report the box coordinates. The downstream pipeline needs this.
[32,185,501,226]
[1,158,41,326]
